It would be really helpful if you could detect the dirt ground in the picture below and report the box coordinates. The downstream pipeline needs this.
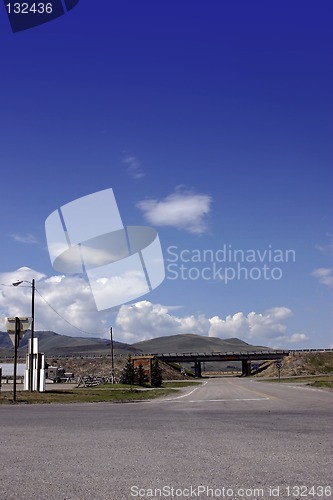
[46,355,188,381]
[255,351,333,378]
[45,352,333,380]
[3,352,332,386]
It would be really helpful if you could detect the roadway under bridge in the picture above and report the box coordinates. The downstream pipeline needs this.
[155,350,291,377]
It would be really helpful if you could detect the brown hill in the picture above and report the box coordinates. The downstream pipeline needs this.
[0,330,139,358]
[132,333,271,354]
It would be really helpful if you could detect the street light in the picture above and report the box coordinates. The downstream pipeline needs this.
[110,326,115,384]
[12,317,20,402]
[12,279,35,392]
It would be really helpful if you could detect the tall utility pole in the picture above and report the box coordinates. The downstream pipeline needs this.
[110,326,115,383]
[30,278,35,392]
[13,317,20,402]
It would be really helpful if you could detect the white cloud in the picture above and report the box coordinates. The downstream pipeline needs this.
[208,312,247,338]
[137,187,212,234]
[311,268,333,287]
[0,268,109,338]
[0,269,307,348]
[287,333,309,343]
[12,233,39,244]
[87,268,149,311]
[115,300,209,341]
[207,307,292,340]
[115,301,299,346]
[122,155,145,179]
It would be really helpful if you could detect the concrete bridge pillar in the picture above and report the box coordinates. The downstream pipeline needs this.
[242,360,251,376]
[194,361,202,378]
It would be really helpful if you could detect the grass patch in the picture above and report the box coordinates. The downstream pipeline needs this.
[307,380,333,389]
[162,381,202,388]
[261,375,333,387]
[305,353,333,374]
[0,380,201,404]
[0,386,178,405]
[0,380,203,405]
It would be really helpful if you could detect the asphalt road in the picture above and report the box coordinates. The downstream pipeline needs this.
[0,378,332,500]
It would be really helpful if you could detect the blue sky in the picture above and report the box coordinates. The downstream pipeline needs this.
[0,1,332,348]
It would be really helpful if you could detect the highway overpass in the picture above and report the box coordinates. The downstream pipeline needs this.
[154,350,291,376]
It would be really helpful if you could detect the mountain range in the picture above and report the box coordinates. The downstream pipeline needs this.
[0,330,272,358]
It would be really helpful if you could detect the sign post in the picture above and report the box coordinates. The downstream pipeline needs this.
[3,317,32,402]
[275,360,282,381]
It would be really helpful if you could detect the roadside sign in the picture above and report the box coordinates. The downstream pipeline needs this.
[275,360,282,381]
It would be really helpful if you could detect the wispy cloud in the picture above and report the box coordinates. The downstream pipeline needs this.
[287,333,309,343]
[311,267,333,287]
[137,187,212,234]
[122,155,145,179]
[315,234,333,256]
[12,233,39,244]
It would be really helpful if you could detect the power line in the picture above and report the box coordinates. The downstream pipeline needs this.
[1,281,109,337]
[35,288,108,337]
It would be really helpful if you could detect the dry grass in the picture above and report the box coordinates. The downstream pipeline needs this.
[256,352,333,378]
[0,380,201,405]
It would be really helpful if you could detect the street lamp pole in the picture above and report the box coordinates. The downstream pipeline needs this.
[30,279,35,392]
[110,326,114,384]
[13,317,20,402]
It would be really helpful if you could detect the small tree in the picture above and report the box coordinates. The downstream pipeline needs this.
[120,355,136,385]
[136,363,148,386]
[151,358,163,387]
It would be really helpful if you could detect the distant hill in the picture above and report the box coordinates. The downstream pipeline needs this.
[0,331,272,358]
[0,330,139,358]
[132,333,272,354]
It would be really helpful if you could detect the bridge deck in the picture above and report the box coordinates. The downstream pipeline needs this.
[153,350,290,363]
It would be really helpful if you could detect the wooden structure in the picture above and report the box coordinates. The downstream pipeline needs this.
[132,355,155,383]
